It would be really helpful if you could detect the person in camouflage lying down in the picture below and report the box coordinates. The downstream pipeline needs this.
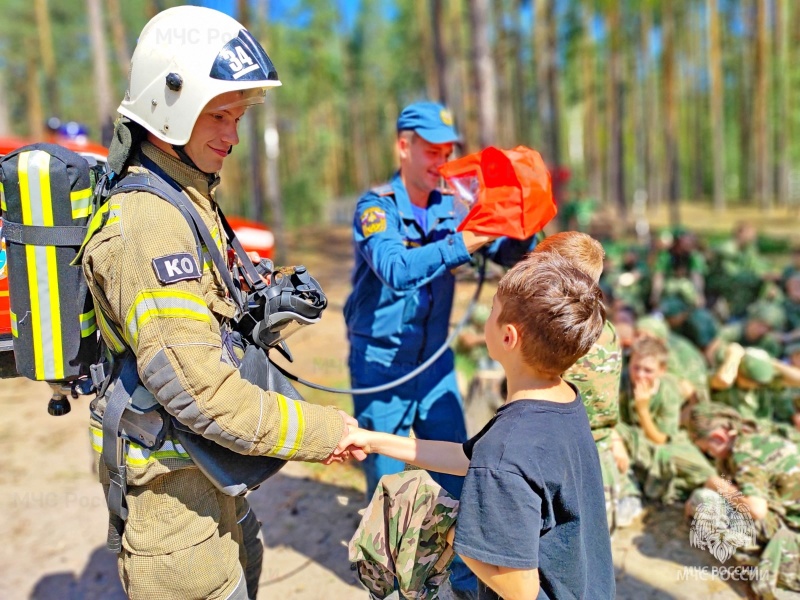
[685,402,800,597]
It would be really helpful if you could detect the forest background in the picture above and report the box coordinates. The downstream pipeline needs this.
[1,0,799,263]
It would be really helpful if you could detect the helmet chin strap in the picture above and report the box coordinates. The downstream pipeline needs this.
[171,144,223,184]
[171,144,202,171]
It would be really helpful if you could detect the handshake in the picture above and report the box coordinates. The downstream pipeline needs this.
[322,411,375,465]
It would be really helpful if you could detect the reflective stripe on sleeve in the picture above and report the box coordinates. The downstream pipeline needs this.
[79,308,97,338]
[70,188,92,219]
[124,289,211,348]
[269,394,306,459]
[89,425,191,467]
[10,310,17,337]
[0,181,5,211]
[95,308,126,354]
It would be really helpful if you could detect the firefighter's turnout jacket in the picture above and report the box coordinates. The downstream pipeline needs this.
[81,142,344,484]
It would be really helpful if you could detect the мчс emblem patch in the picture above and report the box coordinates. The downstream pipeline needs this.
[360,207,387,237]
[152,252,201,284]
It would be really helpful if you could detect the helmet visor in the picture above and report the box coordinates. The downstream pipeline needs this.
[207,88,267,112]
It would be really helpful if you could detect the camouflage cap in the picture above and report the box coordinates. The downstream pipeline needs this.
[685,402,755,441]
[636,315,669,340]
[746,301,787,331]
[738,347,775,384]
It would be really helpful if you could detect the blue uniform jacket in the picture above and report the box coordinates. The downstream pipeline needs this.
[344,172,534,367]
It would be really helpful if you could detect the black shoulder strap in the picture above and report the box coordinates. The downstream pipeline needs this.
[137,153,269,301]
[107,169,248,315]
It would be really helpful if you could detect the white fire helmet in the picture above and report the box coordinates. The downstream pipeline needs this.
[118,5,281,146]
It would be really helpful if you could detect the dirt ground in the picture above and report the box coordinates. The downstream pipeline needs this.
[0,224,782,599]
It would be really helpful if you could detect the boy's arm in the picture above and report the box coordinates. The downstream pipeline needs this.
[447,524,540,598]
[342,428,470,476]
[460,555,539,600]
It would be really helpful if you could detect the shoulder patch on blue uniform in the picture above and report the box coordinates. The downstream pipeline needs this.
[152,252,201,284]
[370,184,395,197]
[360,206,388,238]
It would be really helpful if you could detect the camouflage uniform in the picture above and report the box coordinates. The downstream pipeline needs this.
[349,471,459,599]
[618,373,716,504]
[707,239,768,319]
[636,316,711,404]
[686,404,800,595]
[564,320,623,528]
[710,346,800,443]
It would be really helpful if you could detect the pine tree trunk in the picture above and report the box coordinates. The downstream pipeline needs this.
[775,0,790,207]
[430,0,450,107]
[662,2,680,225]
[86,0,113,144]
[606,3,625,219]
[582,8,602,203]
[753,0,771,209]
[709,0,726,211]
[107,0,131,80]
[468,0,497,148]
[535,0,563,203]
[34,0,60,120]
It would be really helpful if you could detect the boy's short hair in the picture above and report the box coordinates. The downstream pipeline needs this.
[497,252,606,377]
[534,231,605,282]
[629,336,668,367]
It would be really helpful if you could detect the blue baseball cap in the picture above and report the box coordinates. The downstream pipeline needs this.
[396,101,460,144]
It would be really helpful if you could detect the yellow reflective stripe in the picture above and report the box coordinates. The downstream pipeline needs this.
[0,181,5,211]
[211,225,222,250]
[270,394,305,458]
[10,310,17,337]
[70,188,92,219]
[200,226,224,272]
[106,202,122,227]
[20,151,64,380]
[89,426,191,466]
[80,309,97,338]
[125,290,211,348]
[95,309,126,354]
[201,244,213,273]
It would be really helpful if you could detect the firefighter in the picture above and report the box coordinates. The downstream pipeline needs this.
[80,7,356,599]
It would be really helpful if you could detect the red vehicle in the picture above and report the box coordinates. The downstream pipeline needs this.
[0,136,275,361]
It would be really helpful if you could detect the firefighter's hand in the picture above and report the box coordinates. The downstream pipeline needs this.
[238,252,271,291]
[321,411,368,464]
[461,231,498,253]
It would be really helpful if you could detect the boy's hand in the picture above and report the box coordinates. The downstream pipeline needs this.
[337,425,374,460]
[322,411,368,465]
[611,436,630,474]
[632,379,655,406]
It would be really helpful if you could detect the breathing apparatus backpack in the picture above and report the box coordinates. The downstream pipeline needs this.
[0,143,103,414]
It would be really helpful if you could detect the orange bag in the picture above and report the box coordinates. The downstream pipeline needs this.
[438,146,556,240]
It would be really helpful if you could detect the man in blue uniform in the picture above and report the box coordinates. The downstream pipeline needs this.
[344,101,533,598]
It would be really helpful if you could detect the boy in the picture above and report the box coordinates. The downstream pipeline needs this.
[534,232,630,530]
[616,336,716,505]
[344,252,614,599]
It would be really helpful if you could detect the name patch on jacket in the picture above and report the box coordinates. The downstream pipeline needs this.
[152,253,201,284]
[360,207,387,237]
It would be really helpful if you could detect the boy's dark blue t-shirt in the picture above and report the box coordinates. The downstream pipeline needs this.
[453,388,615,600]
